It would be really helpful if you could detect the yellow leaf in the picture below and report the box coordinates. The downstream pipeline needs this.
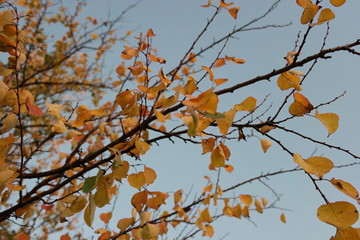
[315,110,339,136]
[255,199,263,213]
[234,96,257,112]
[311,8,335,25]
[317,201,359,229]
[1,113,19,133]
[51,119,68,133]
[94,182,109,208]
[293,153,333,179]
[277,72,302,91]
[70,195,87,213]
[128,172,146,190]
[239,194,253,207]
[117,217,135,232]
[200,208,213,222]
[330,178,359,200]
[262,197,268,207]
[297,0,320,24]
[260,139,272,153]
[5,89,34,113]
[211,145,226,168]
[228,7,240,19]
[45,102,63,119]
[114,161,130,181]
[174,189,183,204]
[135,140,150,155]
[216,108,236,135]
[201,137,216,154]
[141,223,160,239]
[280,213,287,223]
[158,67,171,85]
[144,166,157,185]
[330,0,346,7]
[84,193,96,227]
[332,227,360,240]
[224,55,246,64]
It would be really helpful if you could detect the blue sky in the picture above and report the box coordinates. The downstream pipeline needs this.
[77,0,360,239]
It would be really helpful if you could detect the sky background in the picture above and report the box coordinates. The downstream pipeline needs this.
[69,0,360,239]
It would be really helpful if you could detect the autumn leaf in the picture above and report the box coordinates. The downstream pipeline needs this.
[128,172,146,190]
[293,153,333,179]
[310,8,335,25]
[51,119,68,133]
[330,0,346,7]
[239,194,253,207]
[201,66,214,81]
[315,110,339,136]
[135,140,150,155]
[117,217,135,232]
[1,113,19,133]
[200,0,212,7]
[260,139,272,153]
[277,72,302,91]
[201,137,216,154]
[216,108,236,135]
[317,201,359,229]
[280,213,287,223]
[228,7,240,19]
[94,181,110,208]
[297,0,320,24]
[330,178,359,200]
[288,92,314,116]
[144,166,157,185]
[84,193,96,227]
[99,212,112,224]
[234,96,257,112]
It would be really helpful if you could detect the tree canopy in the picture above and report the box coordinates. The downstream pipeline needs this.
[0,0,360,239]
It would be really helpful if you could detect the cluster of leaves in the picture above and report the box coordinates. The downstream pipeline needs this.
[0,0,359,239]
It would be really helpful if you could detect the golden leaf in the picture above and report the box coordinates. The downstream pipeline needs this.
[144,166,157,185]
[317,201,359,229]
[51,119,68,133]
[330,178,359,200]
[315,110,339,136]
[201,66,214,81]
[239,195,253,207]
[99,212,112,224]
[260,139,272,153]
[293,153,333,179]
[135,140,150,155]
[234,96,257,112]
[216,108,236,135]
[1,113,19,133]
[84,194,96,227]
[94,182,109,208]
[310,8,335,25]
[288,92,314,116]
[117,217,135,232]
[277,72,302,91]
[128,172,146,190]
[201,137,216,154]
[280,213,287,223]
[330,0,346,7]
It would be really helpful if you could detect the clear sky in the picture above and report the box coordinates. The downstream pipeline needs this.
[78,0,360,239]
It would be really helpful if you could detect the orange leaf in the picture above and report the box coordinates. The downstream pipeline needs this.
[220,0,234,8]
[330,0,346,7]
[131,190,148,212]
[100,212,112,224]
[146,28,156,37]
[144,166,157,185]
[288,92,313,116]
[201,66,214,81]
[239,194,253,207]
[330,178,359,200]
[280,213,287,223]
[228,7,240,19]
[201,137,216,154]
[216,108,236,135]
[214,78,228,86]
